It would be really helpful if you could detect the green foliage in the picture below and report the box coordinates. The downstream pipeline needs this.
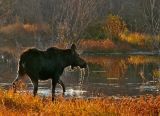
[104,14,127,41]
[153,69,160,78]
[83,22,108,39]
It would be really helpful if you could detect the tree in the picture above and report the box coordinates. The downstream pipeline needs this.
[0,0,14,24]
[141,0,160,35]
[141,0,160,50]
[13,0,105,46]
[104,14,127,41]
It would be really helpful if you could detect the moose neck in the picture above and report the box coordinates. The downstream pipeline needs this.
[60,49,73,69]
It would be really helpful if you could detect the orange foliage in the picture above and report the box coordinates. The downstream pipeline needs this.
[0,89,160,115]
[104,15,127,38]
[128,56,160,65]
[0,23,23,35]
[0,23,50,35]
[79,39,117,51]
[23,23,50,34]
[120,33,145,46]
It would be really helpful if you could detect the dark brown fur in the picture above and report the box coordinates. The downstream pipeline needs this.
[12,44,86,100]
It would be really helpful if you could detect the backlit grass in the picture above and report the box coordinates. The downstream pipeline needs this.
[0,89,160,115]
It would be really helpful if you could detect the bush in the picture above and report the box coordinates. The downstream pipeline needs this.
[120,33,145,46]
[83,22,107,39]
[79,39,117,51]
[120,32,160,50]
[104,14,127,41]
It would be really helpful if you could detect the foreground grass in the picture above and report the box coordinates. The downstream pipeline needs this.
[0,89,160,116]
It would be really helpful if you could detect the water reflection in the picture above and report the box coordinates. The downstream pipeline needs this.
[0,52,160,98]
[84,55,160,81]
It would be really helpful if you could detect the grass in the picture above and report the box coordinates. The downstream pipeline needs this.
[80,32,160,52]
[0,23,50,35]
[119,33,160,50]
[79,39,131,52]
[0,89,160,115]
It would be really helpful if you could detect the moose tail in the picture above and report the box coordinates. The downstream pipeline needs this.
[12,56,26,89]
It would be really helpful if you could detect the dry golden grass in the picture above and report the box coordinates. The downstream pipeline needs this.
[128,56,160,65]
[79,39,132,52]
[0,89,160,116]
[120,33,145,46]
[0,23,50,38]
[119,32,160,50]
[79,39,117,51]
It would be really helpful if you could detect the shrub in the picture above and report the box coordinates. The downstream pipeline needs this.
[83,22,107,39]
[79,39,117,51]
[104,14,127,41]
[120,33,145,46]
[120,32,160,50]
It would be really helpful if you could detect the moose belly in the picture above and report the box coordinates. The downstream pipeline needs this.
[39,70,54,80]
[38,75,51,80]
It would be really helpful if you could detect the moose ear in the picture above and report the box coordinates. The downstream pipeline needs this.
[71,44,76,50]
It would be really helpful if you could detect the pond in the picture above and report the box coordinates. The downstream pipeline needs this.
[0,52,160,98]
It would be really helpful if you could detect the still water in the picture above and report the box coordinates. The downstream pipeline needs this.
[0,52,160,98]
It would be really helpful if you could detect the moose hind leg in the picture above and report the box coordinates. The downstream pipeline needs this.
[58,80,65,94]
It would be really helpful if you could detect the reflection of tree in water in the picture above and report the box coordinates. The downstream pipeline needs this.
[128,55,159,82]
[152,68,160,90]
[84,55,159,83]
[128,56,160,65]
[104,59,128,79]
[84,56,128,80]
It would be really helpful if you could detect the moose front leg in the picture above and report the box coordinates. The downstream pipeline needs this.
[52,79,58,101]
[32,80,38,97]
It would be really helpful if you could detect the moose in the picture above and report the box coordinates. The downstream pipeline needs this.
[12,44,87,100]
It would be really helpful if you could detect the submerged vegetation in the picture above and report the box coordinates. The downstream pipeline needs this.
[0,89,159,115]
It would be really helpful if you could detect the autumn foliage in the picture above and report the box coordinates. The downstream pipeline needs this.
[79,39,117,51]
[104,14,127,39]
[0,23,50,36]
[0,89,159,115]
